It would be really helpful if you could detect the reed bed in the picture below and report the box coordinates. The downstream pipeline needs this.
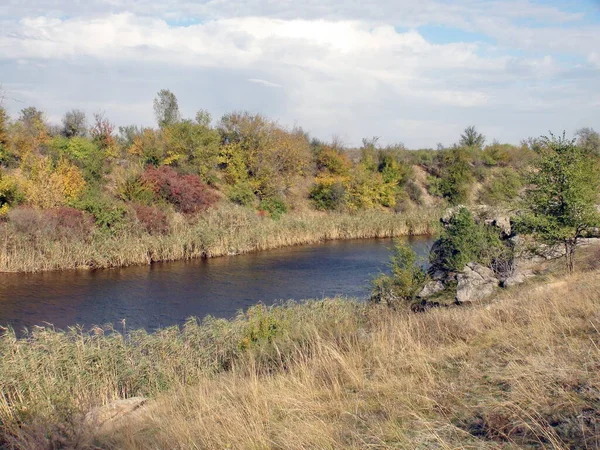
[1,267,599,449]
[0,205,439,273]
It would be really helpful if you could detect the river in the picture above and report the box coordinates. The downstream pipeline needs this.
[0,236,434,333]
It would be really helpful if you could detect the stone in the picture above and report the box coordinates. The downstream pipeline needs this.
[501,269,535,288]
[417,280,445,298]
[85,397,149,434]
[485,216,512,238]
[455,263,498,304]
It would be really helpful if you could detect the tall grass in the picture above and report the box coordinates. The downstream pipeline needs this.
[0,204,440,273]
[1,267,599,448]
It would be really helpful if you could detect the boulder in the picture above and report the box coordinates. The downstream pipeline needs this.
[417,280,445,298]
[85,397,149,434]
[501,269,535,288]
[485,216,512,238]
[456,263,498,304]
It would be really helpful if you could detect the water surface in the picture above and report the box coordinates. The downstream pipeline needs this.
[0,236,433,332]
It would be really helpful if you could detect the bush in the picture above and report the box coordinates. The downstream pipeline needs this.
[74,192,128,231]
[478,169,523,206]
[133,204,169,235]
[371,241,427,307]
[227,182,255,206]
[310,180,346,211]
[404,180,423,205]
[118,174,155,205]
[143,166,218,214]
[258,197,287,220]
[430,207,511,273]
[8,206,93,239]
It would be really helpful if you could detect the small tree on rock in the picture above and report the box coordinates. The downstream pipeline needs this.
[517,132,600,273]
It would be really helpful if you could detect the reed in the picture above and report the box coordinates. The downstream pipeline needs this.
[0,204,440,273]
[1,264,599,449]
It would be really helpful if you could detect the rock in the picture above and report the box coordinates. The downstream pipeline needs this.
[485,216,512,238]
[501,269,535,288]
[456,263,498,304]
[85,397,149,434]
[417,280,445,298]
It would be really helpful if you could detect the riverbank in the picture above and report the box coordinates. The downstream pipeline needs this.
[0,205,440,273]
[1,255,599,448]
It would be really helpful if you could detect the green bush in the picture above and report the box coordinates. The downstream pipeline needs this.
[227,182,255,206]
[74,191,128,231]
[431,207,511,272]
[258,197,287,219]
[371,241,427,307]
[478,169,523,206]
[118,174,155,205]
[310,181,346,211]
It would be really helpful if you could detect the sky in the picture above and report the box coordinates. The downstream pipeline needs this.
[0,0,599,148]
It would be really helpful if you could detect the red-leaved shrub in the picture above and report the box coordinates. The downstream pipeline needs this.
[133,204,169,235]
[8,206,93,239]
[142,166,218,213]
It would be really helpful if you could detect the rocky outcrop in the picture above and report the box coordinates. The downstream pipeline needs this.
[484,216,512,238]
[85,397,149,434]
[501,268,535,288]
[455,263,498,304]
[417,280,445,298]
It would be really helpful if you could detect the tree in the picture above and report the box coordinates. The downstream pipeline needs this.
[459,125,485,149]
[432,147,473,205]
[575,127,600,157]
[61,109,87,138]
[153,89,180,129]
[517,132,600,273]
[371,241,427,308]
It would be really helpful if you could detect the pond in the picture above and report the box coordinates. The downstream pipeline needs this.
[0,236,434,332]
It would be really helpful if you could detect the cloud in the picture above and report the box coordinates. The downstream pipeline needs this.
[0,1,598,147]
[248,78,282,88]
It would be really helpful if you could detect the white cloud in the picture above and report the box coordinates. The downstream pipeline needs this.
[0,1,598,147]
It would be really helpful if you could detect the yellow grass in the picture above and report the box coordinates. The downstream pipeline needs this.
[0,204,440,273]
[1,261,599,448]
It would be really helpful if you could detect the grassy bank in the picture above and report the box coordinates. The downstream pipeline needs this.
[1,263,599,448]
[0,205,439,273]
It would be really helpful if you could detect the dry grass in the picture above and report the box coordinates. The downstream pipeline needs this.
[1,263,600,449]
[0,204,440,273]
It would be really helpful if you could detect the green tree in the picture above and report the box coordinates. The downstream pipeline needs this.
[459,125,485,149]
[432,147,472,205]
[517,132,600,273]
[153,89,181,129]
[61,109,87,138]
[371,241,427,307]
[575,127,600,157]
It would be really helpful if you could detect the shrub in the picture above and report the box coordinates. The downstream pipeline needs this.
[8,206,93,238]
[143,166,218,214]
[478,169,523,206]
[258,197,287,220]
[431,207,511,273]
[74,192,128,231]
[118,174,155,205]
[227,182,255,206]
[133,204,169,235]
[404,180,423,205]
[310,179,347,211]
[371,241,427,307]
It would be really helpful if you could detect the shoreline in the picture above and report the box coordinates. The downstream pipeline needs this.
[0,205,440,273]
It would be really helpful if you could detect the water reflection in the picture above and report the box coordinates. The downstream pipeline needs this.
[0,236,433,332]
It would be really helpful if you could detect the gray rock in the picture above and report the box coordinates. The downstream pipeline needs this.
[485,216,512,237]
[501,269,535,288]
[417,280,445,298]
[456,263,498,304]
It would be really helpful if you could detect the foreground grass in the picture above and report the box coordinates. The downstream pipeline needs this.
[0,205,439,273]
[1,263,600,448]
